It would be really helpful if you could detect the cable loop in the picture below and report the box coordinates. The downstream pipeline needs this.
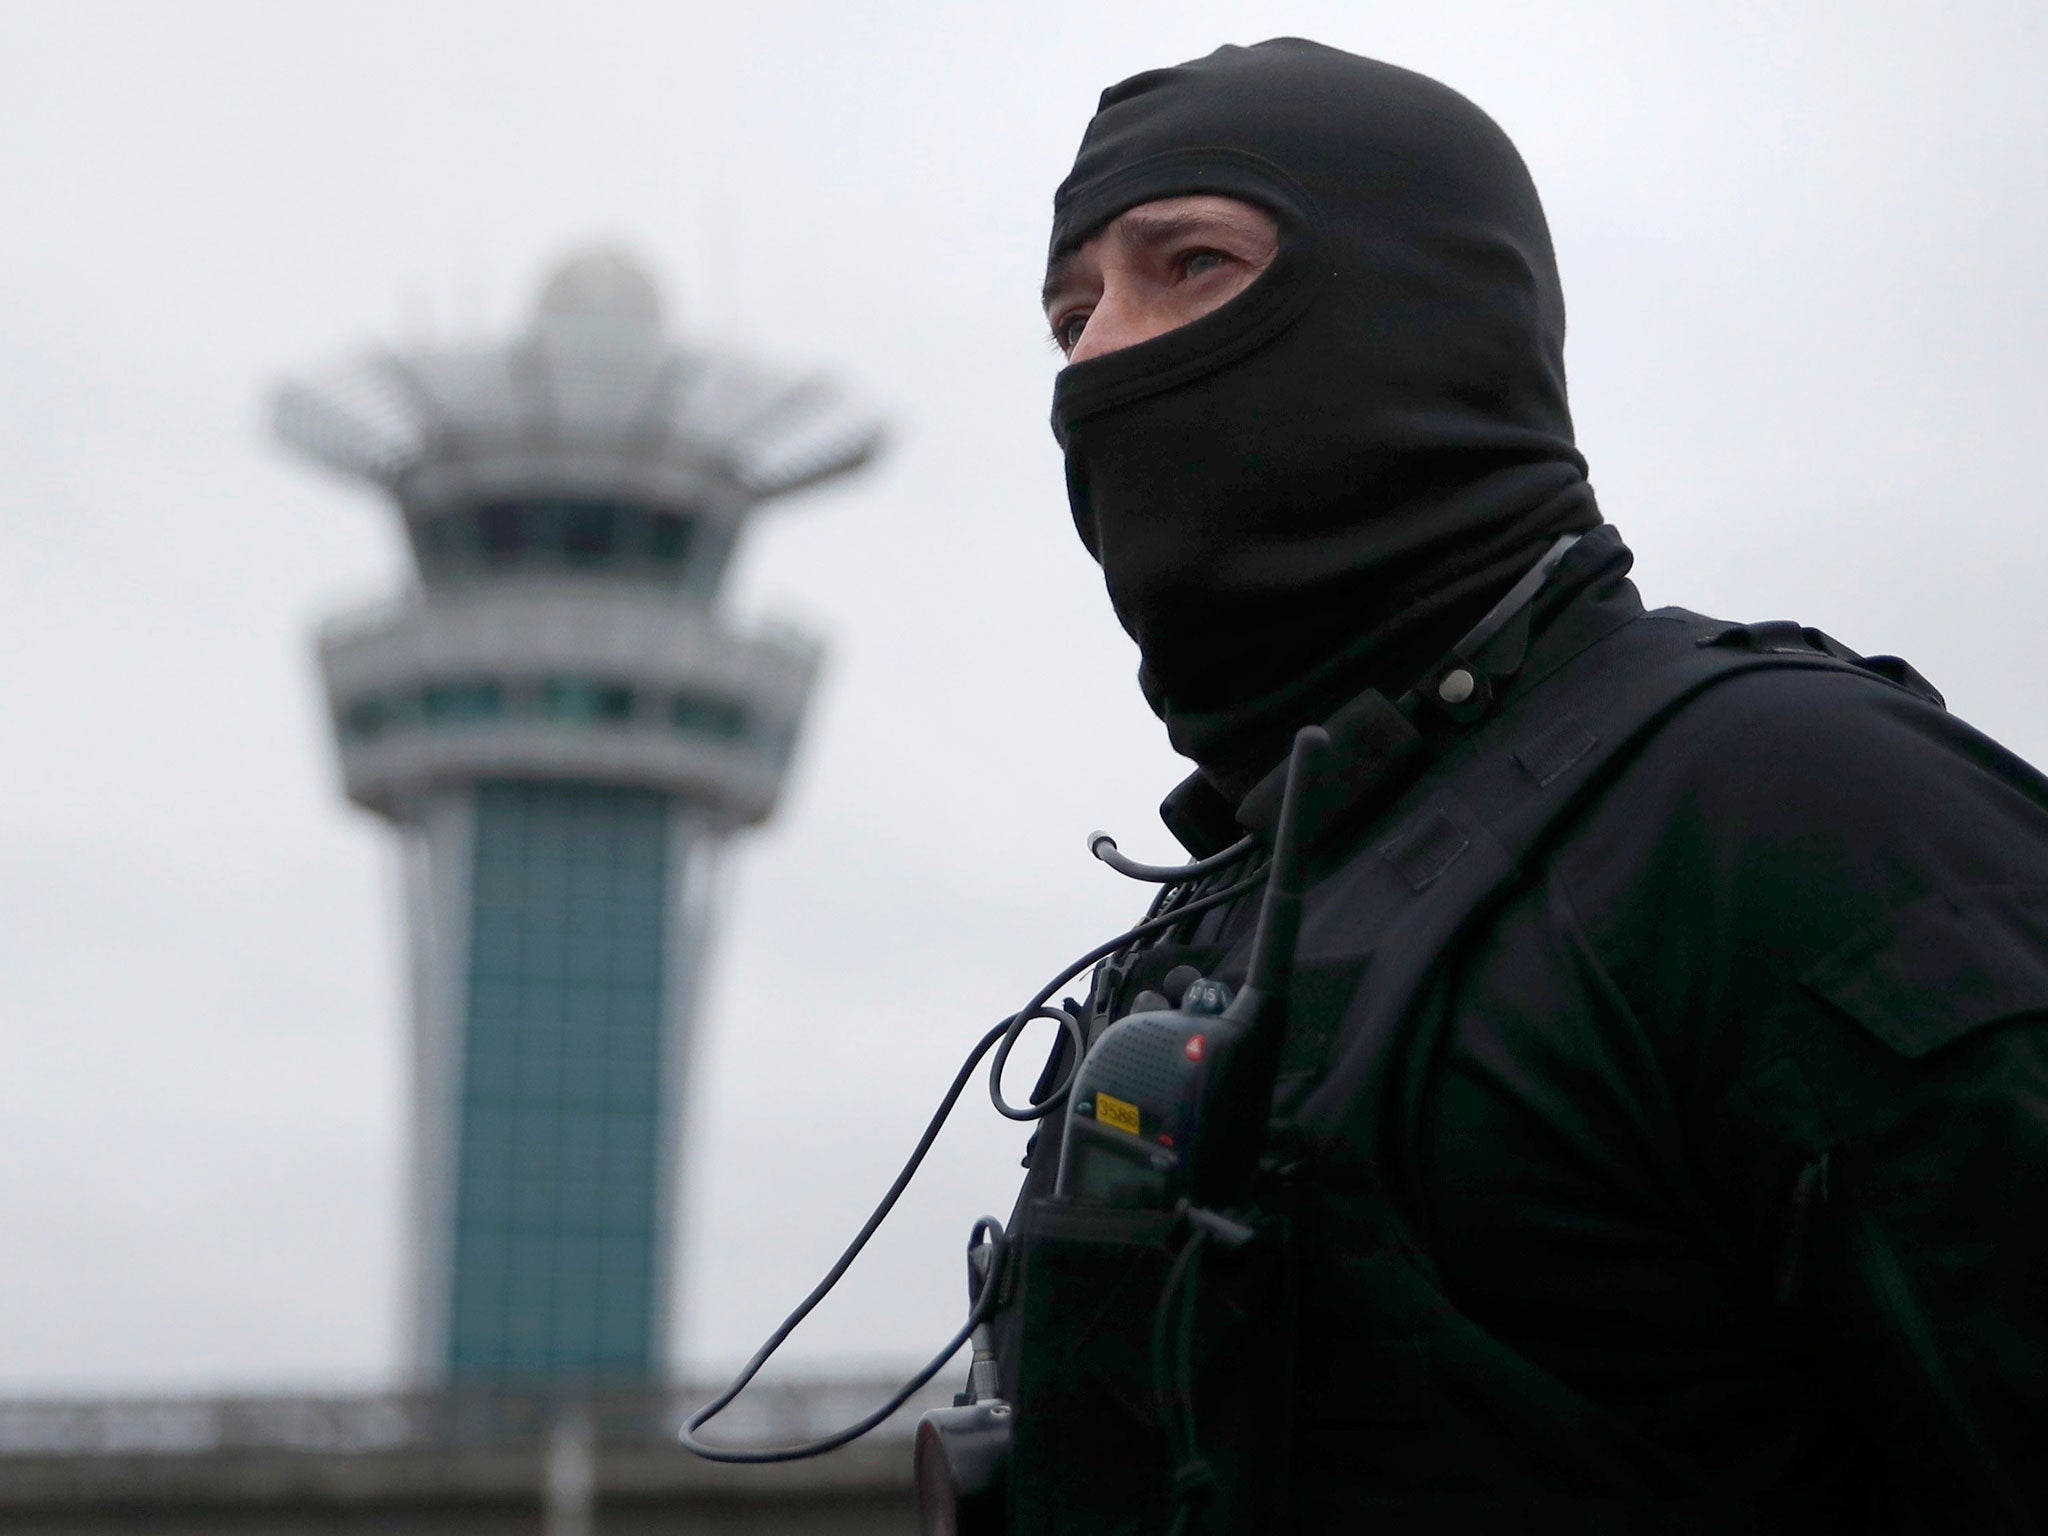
[677,1016,1012,1462]
[987,1004,1085,1122]
[987,869,1264,1121]
[679,1221,1006,1463]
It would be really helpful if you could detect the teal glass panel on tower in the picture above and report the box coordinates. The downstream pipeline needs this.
[275,250,881,1386]
[449,784,669,1382]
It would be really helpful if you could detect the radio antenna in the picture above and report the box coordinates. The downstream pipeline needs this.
[1183,724,1329,1208]
[1242,725,1327,1002]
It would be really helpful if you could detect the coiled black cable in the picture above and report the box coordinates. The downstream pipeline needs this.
[985,868,1263,1120]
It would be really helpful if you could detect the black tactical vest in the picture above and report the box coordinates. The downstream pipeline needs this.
[996,569,1940,1533]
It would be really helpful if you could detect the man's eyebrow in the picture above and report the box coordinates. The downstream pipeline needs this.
[1115,210,1220,249]
[1042,208,1268,310]
[1040,251,1079,312]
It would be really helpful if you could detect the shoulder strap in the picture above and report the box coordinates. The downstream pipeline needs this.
[1289,607,1928,1133]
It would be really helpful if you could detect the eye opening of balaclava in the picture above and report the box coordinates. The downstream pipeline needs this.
[1047,151,1324,470]
[1048,38,1602,797]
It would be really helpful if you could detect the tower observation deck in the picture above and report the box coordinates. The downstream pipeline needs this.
[275,250,881,1386]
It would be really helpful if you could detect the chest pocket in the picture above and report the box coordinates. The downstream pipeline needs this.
[1800,885,2048,1059]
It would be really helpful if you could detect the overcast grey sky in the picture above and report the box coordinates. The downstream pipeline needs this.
[4,0,2046,1394]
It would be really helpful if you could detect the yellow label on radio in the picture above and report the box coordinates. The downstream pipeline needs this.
[1095,1092,1142,1136]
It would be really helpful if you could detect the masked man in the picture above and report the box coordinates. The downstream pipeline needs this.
[992,38,2048,1534]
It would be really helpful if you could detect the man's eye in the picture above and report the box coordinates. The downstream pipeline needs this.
[1181,250,1227,278]
[1055,313,1090,352]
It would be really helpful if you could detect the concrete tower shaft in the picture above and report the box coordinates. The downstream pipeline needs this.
[275,250,879,1385]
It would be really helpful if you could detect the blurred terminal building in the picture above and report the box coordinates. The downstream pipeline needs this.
[0,253,944,1534]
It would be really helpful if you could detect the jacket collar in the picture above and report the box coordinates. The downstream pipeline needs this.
[1160,525,1643,858]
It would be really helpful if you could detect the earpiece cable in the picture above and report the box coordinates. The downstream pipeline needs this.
[680,846,1267,1462]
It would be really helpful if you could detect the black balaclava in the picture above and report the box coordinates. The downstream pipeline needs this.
[1050,38,1600,796]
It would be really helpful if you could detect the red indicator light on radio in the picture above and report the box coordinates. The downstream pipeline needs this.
[1184,1034,1206,1063]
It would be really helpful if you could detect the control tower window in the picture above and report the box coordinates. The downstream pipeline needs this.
[415,514,459,565]
[561,504,619,564]
[342,699,391,742]
[672,694,748,741]
[423,681,503,723]
[342,677,773,747]
[646,512,693,566]
[477,502,527,561]
[411,501,702,582]
[541,679,636,723]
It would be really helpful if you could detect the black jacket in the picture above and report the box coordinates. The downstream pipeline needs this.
[1002,530,2048,1532]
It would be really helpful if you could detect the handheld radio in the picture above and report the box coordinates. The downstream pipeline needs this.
[1057,724,1327,1213]
[912,726,1327,1535]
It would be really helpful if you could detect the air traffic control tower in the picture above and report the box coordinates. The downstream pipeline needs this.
[274,251,880,1387]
